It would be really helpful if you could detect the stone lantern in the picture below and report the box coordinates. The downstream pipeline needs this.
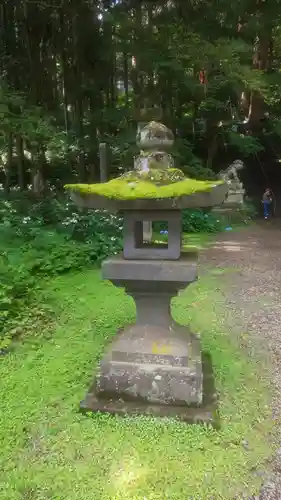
[66,121,227,424]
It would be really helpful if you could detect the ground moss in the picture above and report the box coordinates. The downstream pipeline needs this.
[65,169,223,200]
[0,269,274,499]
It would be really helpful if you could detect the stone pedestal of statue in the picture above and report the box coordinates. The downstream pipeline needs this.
[224,180,245,206]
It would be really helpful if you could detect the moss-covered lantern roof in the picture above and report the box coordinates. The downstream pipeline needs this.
[65,121,227,211]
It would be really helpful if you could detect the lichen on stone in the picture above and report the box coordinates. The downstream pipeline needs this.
[134,151,174,172]
[121,167,185,185]
[136,121,174,145]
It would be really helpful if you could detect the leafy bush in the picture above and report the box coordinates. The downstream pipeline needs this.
[181,164,217,180]
[0,229,122,347]
[0,194,123,248]
[0,192,256,349]
[0,254,36,348]
[181,209,223,233]
[0,194,123,348]
[23,231,122,273]
[155,199,257,235]
[154,208,223,234]
[227,131,264,156]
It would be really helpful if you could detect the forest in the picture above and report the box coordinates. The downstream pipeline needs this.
[2,0,281,345]
[1,0,281,195]
[1,3,280,497]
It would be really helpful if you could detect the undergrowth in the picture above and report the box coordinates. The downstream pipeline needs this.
[0,193,256,348]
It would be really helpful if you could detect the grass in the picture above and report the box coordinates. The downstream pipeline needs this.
[153,231,215,250]
[0,268,275,500]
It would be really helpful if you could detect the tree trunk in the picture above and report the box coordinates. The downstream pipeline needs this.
[123,52,129,107]
[16,135,25,191]
[131,3,143,110]
[59,10,70,135]
[248,30,273,129]
[72,10,86,182]
[4,133,13,195]
[75,97,86,182]
[206,125,218,169]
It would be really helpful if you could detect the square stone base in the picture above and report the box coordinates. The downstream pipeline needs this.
[96,324,202,406]
[80,352,219,428]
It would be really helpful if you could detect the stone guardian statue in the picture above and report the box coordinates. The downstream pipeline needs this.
[218,159,245,205]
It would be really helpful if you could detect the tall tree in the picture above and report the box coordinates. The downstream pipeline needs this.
[1,0,281,190]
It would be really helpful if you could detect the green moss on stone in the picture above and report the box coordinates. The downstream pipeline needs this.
[65,168,223,200]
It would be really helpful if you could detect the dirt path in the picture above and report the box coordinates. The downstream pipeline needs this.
[200,221,281,499]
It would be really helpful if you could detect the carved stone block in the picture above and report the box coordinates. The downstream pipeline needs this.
[123,210,181,260]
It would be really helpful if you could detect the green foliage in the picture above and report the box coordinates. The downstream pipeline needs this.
[156,199,257,236]
[182,209,223,233]
[0,195,123,347]
[0,194,123,245]
[0,86,55,148]
[0,190,257,348]
[2,0,281,190]
[174,139,217,179]
[182,164,217,180]
[0,254,36,347]
[154,208,223,234]
[226,131,264,156]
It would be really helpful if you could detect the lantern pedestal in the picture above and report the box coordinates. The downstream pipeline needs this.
[66,119,227,426]
[80,255,218,425]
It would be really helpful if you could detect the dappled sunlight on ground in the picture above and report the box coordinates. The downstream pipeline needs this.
[211,240,257,252]
[110,456,148,498]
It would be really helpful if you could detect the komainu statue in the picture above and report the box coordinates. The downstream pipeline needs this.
[219,159,244,186]
[218,159,245,205]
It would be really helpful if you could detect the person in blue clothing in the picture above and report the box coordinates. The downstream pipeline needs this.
[262,188,272,219]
